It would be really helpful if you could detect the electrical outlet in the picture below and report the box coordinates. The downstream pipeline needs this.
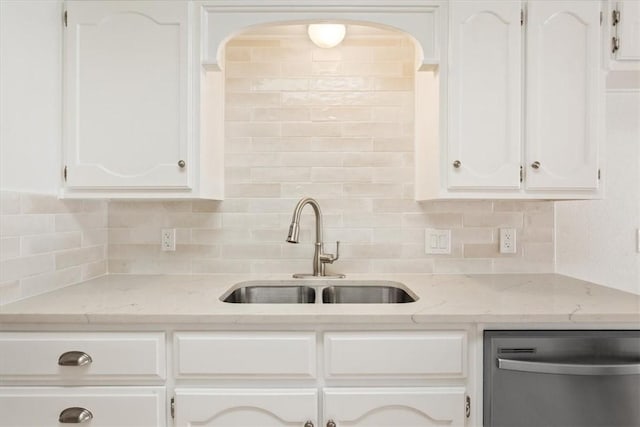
[425,228,451,254]
[500,228,516,254]
[161,228,176,252]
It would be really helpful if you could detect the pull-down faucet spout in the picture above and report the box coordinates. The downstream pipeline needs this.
[286,197,344,278]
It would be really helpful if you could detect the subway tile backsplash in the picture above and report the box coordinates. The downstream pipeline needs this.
[107,25,554,277]
[0,191,108,304]
[0,26,554,303]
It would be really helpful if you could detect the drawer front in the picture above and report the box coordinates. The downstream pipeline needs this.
[0,387,165,427]
[175,332,316,379]
[324,331,466,378]
[0,332,165,383]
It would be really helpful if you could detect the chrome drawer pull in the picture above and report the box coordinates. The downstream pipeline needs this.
[58,351,92,367]
[59,407,93,423]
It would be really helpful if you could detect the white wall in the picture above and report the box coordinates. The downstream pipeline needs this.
[556,90,640,295]
[0,1,62,194]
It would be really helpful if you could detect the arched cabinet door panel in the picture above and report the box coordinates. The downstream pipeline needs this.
[525,1,602,191]
[323,387,466,427]
[174,389,318,427]
[64,1,191,189]
[448,1,522,190]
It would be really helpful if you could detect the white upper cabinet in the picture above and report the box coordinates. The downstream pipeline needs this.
[448,1,522,190]
[525,0,602,191]
[62,1,206,197]
[611,1,640,65]
[417,0,604,200]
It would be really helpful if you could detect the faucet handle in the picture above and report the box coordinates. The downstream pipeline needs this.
[321,241,340,264]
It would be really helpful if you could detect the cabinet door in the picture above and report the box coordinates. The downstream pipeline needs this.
[174,388,318,427]
[448,1,522,190]
[323,387,466,427]
[0,387,165,427]
[64,1,191,189]
[613,1,640,62]
[525,1,601,190]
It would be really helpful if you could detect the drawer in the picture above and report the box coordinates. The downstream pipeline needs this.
[175,332,316,379]
[324,331,466,378]
[0,387,165,427]
[0,332,165,383]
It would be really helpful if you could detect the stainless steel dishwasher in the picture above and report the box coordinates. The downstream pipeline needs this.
[484,330,640,427]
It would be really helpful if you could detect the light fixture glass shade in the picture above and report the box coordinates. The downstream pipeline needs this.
[307,24,346,48]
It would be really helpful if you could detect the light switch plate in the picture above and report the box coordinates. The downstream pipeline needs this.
[425,228,451,254]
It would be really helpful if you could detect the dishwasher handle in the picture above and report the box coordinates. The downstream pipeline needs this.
[497,358,640,376]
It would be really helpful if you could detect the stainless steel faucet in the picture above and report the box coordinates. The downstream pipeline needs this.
[286,197,344,278]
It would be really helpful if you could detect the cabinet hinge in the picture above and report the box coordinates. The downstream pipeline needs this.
[64,10,67,27]
[612,9,621,26]
[171,397,175,419]
[612,36,620,53]
[600,11,603,25]
[63,166,67,182]
[520,9,525,26]
[465,395,471,418]
[598,169,601,180]
[520,165,524,183]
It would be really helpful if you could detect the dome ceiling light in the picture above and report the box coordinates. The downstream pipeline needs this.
[307,24,346,48]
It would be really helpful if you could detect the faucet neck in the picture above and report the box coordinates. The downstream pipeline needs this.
[291,197,323,244]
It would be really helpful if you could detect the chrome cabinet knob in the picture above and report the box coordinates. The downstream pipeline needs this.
[59,407,93,423]
[531,161,541,169]
[327,421,337,427]
[58,351,92,367]
[178,160,186,168]
[453,160,461,168]
[304,422,314,427]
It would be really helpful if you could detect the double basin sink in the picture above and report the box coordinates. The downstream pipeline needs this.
[222,280,417,304]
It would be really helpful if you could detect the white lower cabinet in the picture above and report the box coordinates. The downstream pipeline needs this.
[0,329,470,426]
[172,330,469,426]
[0,332,167,426]
[323,387,466,427]
[0,387,166,427]
[174,387,465,427]
[174,388,318,426]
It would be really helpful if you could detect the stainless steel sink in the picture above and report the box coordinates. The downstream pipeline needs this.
[222,284,315,304]
[322,284,416,304]
[221,280,416,304]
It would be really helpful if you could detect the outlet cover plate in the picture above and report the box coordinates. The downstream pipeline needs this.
[162,228,176,252]
[499,228,517,254]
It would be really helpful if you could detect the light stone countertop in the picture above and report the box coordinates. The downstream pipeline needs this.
[0,273,639,325]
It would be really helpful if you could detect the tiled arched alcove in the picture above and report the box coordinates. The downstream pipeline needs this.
[198,2,443,202]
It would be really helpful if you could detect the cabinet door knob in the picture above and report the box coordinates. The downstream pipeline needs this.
[304,422,314,427]
[452,160,461,168]
[59,407,93,423]
[327,421,337,427]
[531,161,541,169]
[58,351,92,367]
[178,160,186,168]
